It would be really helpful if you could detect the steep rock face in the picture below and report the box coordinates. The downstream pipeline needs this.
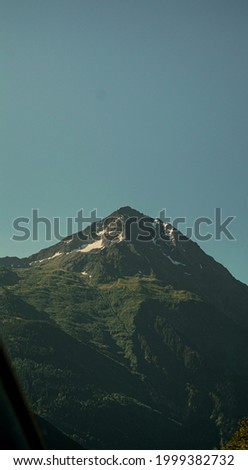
[0,206,248,449]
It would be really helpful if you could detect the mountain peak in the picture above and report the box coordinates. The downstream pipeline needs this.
[108,206,145,220]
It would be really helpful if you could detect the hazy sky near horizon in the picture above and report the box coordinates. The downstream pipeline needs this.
[1,0,248,284]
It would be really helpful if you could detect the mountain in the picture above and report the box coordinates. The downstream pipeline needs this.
[34,415,83,450]
[0,205,248,449]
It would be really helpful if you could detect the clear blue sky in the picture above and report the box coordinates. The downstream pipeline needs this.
[1,0,248,284]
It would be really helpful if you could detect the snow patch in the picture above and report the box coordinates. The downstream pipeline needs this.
[154,218,160,225]
[117,233,125,242]
[81,271,92,278]
[65,239,73,244]
[97,230,105,237]
[78,239,103,253]
[163,253,186,266]
[49,251,63,259]
[167,255,185,266]
[36,251,63,263]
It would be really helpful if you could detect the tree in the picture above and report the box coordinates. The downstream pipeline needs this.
[224,419,248,449]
